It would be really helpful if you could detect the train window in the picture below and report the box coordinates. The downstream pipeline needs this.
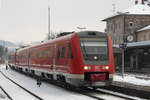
[47,50,50,58]
[61,47,65,58]
[57,48,60,59]
[36,52,40,59]
[68,43,73,58]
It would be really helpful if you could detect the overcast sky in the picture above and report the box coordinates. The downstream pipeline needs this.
[0,0,134,43]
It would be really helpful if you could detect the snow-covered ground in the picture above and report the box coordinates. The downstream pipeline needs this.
[113,74,150,86]
[0,65,149,100]
[0,65,95,100]
[0,88,10,100]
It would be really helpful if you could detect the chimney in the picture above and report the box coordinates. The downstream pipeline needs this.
[142,0,145,4]
[135,0,138,4]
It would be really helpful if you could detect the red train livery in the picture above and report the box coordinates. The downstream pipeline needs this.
[8,31,114,87]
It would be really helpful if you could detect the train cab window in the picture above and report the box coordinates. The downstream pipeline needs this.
[57,48,60,59]
[68,43,73,58]
[61,47,65,58]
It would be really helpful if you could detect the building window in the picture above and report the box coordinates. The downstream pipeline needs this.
[129,22,134,27]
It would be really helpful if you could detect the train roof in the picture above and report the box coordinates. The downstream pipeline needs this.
[16,31,106,53]
[76,31,107,37]
[16,32,75,52]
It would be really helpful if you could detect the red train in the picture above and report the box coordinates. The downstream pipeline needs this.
[8,31,114,87]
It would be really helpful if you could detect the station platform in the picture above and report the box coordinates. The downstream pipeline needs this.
[112,73,150,92]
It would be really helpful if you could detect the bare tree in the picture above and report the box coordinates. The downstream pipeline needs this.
[0,45,5,64]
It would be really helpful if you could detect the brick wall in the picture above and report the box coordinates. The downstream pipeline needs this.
[105,15,150,44]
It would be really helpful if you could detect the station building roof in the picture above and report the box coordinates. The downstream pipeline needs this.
[137,24,150,32]
[103,2,150,21]
[113,40,150,48]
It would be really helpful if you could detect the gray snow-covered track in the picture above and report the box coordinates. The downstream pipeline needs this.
[0,71,44,100]
[74,89,105,100]
[101,85,150,99]
[78,87,139,100]
[0,86,13,100]
[79,93,105,100]
[95,88,137,100]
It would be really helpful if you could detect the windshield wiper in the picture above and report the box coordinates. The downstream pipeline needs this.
[81,41,88,60]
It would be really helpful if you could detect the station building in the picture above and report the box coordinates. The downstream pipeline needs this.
[103,0,150,73]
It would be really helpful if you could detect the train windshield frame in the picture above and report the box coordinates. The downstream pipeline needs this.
[79,37,109,65]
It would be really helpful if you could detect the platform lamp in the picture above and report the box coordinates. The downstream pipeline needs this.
[117,12,129,78]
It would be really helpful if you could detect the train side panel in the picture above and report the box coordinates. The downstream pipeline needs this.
[8,31,114,88]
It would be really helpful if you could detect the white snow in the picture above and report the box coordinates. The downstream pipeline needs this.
[97,88,145,100]
[123,4,150,15]
[0,65,149,100]
[0,88,10,100]
[0,73,37,100]
[0,65,95,100]
[103,3,150,21]
[113,40,150,48]
[113,74,150,86]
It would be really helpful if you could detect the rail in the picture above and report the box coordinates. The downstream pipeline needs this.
[0,85,13,100]
[0,71,44,100]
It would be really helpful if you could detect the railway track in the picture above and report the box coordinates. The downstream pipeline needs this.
[75,87,139,100]
[96,88,137,100]
[0,86,12,100]
[3,68,144,100]
[48,81,139,100]
[0,71,44,100]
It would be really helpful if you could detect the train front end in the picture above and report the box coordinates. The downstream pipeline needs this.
[70,31,114,87]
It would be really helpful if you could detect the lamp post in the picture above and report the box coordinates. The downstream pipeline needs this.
[117,12,129,78]
[48,0,51,40]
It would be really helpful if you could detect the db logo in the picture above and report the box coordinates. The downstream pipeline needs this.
[95,66,99,70]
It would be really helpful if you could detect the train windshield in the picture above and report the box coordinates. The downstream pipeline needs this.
[79,37,109,65]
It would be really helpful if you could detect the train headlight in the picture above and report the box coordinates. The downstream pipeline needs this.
[84,66,91,70]
[103,66,109,70]
[84,66,88,70]
[93,56,98,60]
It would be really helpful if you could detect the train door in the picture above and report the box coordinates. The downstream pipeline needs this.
[52,44,57,79]
[27,50,30,67]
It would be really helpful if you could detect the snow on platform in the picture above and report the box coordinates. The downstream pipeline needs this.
[113,74,150,92]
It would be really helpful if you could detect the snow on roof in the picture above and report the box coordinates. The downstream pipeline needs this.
[103,3,150,21]
[127,40,150,47]
[123,4,150,15]
[113,40,150,48]
[137,24,150,32]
